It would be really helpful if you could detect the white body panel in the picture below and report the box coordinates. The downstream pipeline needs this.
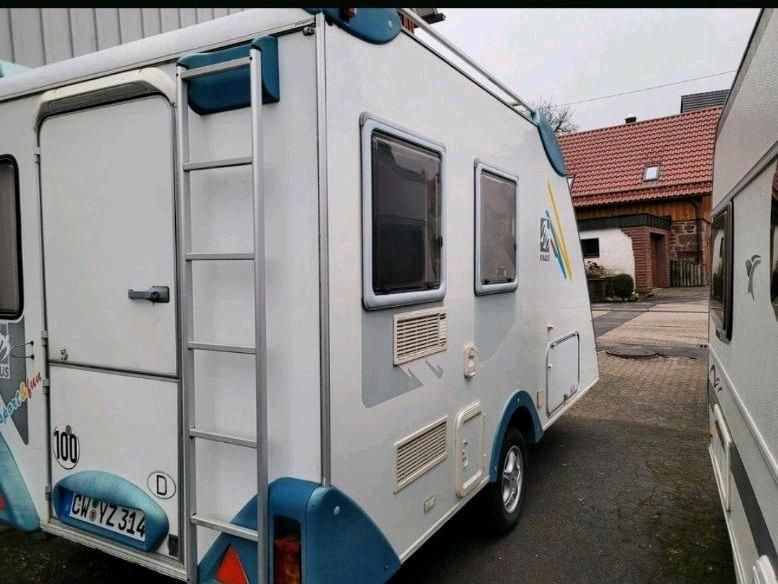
[0,8,598,581]
[323,25,598,559]
[710,8,778,583]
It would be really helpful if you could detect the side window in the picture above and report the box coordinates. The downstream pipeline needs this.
[0,156,21,319]
[710,205,732,341]
[581,238,600,259]
[362,116,445,310]
[475,163,518,295]
[770,166,778,318]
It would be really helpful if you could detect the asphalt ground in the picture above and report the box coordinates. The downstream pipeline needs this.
[0,287,732,584]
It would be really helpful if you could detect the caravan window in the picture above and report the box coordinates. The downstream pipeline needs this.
[362,117,445,309]
[475,163,518,295]
[769,167,778,318]
[710,205,732,341]
[0,157,21,319]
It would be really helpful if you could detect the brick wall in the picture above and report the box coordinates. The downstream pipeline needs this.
[621,226,671,292]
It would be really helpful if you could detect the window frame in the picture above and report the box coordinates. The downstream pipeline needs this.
[474,161,519,296]
[710,203,733,342]
[643,165,660,181]
[0,155,22,320]
[360,113,447,310]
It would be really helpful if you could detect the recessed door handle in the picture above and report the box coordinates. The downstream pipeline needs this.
[128,286,170,303]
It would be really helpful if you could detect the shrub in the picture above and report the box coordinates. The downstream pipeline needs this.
[611,273,635,299]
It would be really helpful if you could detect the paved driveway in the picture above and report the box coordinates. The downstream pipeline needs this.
[0,287,732,584]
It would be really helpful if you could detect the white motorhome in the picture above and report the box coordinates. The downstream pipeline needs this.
[709,8,778,584]
[0,8,598,583]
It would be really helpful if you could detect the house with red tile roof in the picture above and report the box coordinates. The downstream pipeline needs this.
[559,104,722,292]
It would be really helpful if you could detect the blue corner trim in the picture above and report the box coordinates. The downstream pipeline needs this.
[0,433,39,532]
[51,471,169,552]
[199,478,401,584]
[0,60,29,78]
[533,111,568,177]
[178,36,279,115]
[489,390,543,482]
[305,8,401,44]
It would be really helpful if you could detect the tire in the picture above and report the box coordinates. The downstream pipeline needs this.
[482,426,528,535]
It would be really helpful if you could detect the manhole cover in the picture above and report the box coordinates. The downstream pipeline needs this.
[605,347,658,359]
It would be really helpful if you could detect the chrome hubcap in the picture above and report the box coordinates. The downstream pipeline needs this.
[502,445,523,514]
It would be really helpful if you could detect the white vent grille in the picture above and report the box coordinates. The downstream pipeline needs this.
[394,417,448,492]
[393,308,447,365]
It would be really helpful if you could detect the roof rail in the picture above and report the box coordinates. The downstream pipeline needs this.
[398,8,534,117]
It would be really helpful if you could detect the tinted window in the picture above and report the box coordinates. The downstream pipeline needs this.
[581,238,600,259]
[710,207,731,340]
[371,131,442,296]
[0,157,21,318]
[772,164,778,318]
[478,170,517,288]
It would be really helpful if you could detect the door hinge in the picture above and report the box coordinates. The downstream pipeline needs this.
[40,330,48,347]
[33,147,40,164]
[44,485,51,501]
[42,378,50,395]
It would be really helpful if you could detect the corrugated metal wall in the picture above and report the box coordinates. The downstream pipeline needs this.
[0,8,246,67]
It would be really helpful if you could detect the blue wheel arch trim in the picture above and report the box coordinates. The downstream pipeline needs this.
[199,478,401,584]
[533,111,568,177]
[0,433,39,532]
[178,36,279,115]
[305,9,401,44]
[51,471,169,552]
[489,390,543,482]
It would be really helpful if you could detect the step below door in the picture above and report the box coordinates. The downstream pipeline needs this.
[40,95,181,560]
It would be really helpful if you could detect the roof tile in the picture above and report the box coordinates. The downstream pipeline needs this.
[559,106,722,207]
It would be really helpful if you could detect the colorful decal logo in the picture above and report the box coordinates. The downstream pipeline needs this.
[0,372,42,428]
[539,181,573,279]
[745,254,761,299]
[0,324,9,380]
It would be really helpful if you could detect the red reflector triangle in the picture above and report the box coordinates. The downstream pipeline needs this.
[215,545,249,584]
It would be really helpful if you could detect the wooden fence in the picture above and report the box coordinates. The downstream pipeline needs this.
[670,260,707,287]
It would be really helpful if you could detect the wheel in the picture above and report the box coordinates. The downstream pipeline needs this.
[482,426,527,534]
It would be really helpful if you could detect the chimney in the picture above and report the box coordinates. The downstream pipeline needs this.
[625,116,637,124]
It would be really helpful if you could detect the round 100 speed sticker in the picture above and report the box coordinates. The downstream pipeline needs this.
[52,425,80,470]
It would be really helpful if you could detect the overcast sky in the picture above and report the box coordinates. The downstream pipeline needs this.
[432,8,760,131]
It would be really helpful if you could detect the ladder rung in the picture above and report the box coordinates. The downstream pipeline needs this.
[185,253,254,262]
[189,428,257,449]
[191,514,258,542]
[181,57,251,80]
[188,342,255,355]
[183,157,252,172]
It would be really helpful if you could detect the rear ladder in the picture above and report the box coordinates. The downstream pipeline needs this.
[175,48,269,584]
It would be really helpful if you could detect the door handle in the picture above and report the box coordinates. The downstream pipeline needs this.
[128,286,170,303]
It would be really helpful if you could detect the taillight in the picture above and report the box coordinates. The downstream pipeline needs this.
[273,528,302,584]
[0,493,6,510]
[340,8,358,21]
[215,545,249,584]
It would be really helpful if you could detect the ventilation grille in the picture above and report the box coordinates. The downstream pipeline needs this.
[393,308,447,365]
[394,417,448,492]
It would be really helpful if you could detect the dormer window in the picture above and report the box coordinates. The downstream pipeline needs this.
[643,165,660,181]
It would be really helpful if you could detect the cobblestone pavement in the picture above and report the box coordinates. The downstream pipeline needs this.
[0,288,732,584]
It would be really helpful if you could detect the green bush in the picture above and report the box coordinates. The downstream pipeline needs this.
[611,273,635,299]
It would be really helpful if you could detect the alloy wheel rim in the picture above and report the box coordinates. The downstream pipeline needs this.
[501,445,523,514]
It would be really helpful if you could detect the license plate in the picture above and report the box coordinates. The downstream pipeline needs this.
[66,492,146,542]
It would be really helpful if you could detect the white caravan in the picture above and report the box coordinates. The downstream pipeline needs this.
[709,8,778,584]
[0,8,598,584]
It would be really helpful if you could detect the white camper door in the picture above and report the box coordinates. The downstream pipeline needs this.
[40,95,180,558]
